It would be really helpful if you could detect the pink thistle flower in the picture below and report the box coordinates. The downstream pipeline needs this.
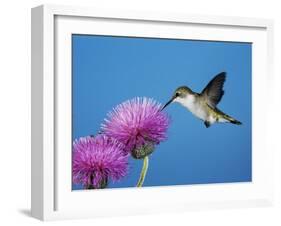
[72,135,129,189]
[101,97,170,158]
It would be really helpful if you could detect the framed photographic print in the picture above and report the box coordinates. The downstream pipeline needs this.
[31,4,274,221]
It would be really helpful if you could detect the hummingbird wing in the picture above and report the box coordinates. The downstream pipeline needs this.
[201,72,226,108]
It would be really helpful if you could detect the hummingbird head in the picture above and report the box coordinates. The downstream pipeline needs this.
[162,86,193,110]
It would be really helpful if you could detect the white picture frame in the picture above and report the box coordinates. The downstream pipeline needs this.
[31,4,274,221]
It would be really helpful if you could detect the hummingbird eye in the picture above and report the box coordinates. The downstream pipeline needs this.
[175,92,179,97]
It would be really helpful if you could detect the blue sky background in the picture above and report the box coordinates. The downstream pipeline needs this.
[72,35,252,190]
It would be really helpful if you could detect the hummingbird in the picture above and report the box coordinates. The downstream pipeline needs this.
[162,72,242,128]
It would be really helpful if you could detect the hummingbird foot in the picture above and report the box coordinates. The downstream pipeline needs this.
[204,121,211,128]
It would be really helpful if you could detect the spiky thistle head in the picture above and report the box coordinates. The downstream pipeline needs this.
[72,135,129,189]
[101,97,170,159]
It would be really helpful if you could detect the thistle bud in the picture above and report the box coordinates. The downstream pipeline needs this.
[131,142,155,159]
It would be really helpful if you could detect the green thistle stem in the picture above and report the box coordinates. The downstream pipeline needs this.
[136,156,149,187]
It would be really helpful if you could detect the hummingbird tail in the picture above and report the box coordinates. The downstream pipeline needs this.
[224,115,242,125]
[229,118,242,125]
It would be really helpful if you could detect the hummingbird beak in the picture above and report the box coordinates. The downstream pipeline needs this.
[161,95,176,111]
